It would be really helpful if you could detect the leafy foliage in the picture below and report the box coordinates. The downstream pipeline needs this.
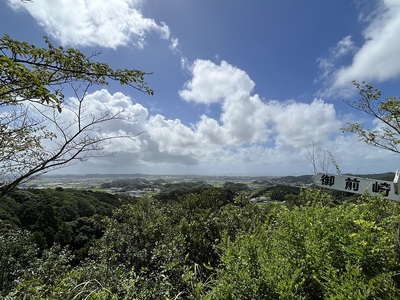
[222,182,250,194]
[0,34,152,108]
[1,186,400,299]
[0,189,134,265]
[250,184,301,202]
[207,191,400,299]
[343,81,400,153]
[153,181,214,202]
[0,35,153,197]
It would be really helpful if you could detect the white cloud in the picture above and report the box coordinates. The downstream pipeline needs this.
[335,0,400,83]
[334,36,358,59]
[179,60,255,105]
[146,115,199,154]
[272,99,341,147]
[316,36,357,82]
[40,79,342,174]
[178,60,340,148]
[7,0,170,48]
[28,61,396,176]
[82,89,149,132]
[169,37,179,51]
[29,89,149,157]
[319,0,400,97]
[219,93,270,144]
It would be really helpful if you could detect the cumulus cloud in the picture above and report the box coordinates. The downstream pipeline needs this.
[75,91,150,156]
[179,60,255,105]
[52,60,335,174]
[7,0,170,48]
[32,89,149,155]
[26,60,393,176]
[272,99,341,147]
[319,0,400,97]
[126,61,341,169]
[177,60,340,149]
[38,59,343,174]
[44,86,396,176]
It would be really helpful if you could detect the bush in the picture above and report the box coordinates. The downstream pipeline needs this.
[207,191,400,299]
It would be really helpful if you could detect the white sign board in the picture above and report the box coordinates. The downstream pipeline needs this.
[314,173,400,201]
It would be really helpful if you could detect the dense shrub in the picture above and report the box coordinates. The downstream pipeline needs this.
[207,191,400,299]
[2,188,400,299]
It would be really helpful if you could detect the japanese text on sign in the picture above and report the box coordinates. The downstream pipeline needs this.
[315,173,398,201]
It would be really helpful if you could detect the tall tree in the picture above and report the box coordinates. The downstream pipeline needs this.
[0,35,153,197]
[343,81,400,154]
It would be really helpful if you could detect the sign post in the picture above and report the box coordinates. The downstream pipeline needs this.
[314,172,400,201]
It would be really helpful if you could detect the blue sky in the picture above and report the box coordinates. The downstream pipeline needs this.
[1,0,400,176]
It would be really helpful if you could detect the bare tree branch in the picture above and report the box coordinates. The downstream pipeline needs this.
[0,35,152,197]
[1,85,144,197]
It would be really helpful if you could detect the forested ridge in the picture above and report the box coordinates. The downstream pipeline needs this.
[1,184,400,299]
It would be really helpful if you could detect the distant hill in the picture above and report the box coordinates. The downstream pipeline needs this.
[271,175,314,184]
[42,173,149,179]
[41,172,397,184]
[344,172,395,181]
[273,172,396,185]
